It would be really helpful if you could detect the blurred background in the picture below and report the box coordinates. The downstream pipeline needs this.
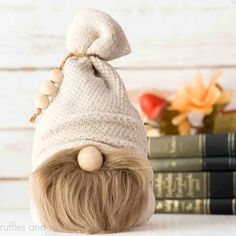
[0,0,236,210]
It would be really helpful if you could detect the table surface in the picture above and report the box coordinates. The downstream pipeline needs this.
[0,210,235,236]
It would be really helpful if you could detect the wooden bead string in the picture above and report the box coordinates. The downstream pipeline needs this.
[29,52,96,123]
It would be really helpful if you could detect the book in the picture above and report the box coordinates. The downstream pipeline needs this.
[153,172,236,199]
[150,158,236,172]
[214,112,236,133]
[155,199,236,215]
[148,133,236,158]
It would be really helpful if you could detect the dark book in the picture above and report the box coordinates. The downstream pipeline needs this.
[148,133,236,158]
[150,158,236,172]
[155,199,236,215]
[153,172,236,199]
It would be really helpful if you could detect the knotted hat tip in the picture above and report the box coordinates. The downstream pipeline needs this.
[66,8,131,60]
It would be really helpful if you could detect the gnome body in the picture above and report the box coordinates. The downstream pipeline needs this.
[31,9,155,234]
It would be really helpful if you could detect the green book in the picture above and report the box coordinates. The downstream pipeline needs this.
[150,158,236,172]
[155,199,236,215]
[148,133,236,158]
[153,172,236,199]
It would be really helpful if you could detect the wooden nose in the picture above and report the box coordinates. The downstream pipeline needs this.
[77,146,104,172]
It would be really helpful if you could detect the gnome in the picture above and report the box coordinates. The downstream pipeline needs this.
[30,9,155,234]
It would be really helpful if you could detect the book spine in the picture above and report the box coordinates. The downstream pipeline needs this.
[153,172,236,199]
[150,158,236,172]
[148,133,236,158]
[155,199,236,215]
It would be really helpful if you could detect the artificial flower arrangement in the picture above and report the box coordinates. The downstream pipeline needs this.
[139,71,235,136]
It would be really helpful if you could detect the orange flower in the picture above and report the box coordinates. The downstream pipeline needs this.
[168,71,233,135]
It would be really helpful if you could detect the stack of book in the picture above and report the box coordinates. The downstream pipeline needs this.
[148,133,236,215]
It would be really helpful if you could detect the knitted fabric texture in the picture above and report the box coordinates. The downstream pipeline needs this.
[31,9,155,225]
[32,9,148,169]
[33,55,150,166]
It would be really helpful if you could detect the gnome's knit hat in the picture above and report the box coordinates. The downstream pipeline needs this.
[32,9,149,169]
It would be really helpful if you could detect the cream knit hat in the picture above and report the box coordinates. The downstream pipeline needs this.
[31,9,155,225]
[32,9,149,169]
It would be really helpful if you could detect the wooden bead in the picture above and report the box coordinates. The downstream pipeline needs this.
[49,69,64,84]
[34,94,49,109]
[40,81,57,96]
[77,146,103,172]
